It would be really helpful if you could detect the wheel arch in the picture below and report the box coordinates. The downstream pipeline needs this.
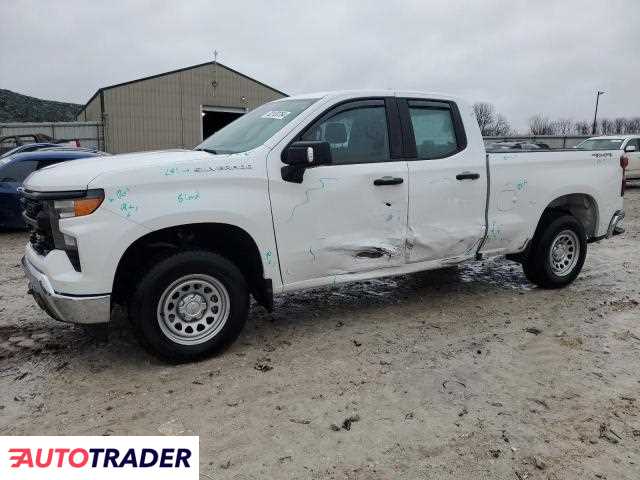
[537,193,599,239]
[112,222,273,310]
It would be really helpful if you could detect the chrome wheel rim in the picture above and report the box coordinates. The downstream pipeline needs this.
[549,229,580,277]
[157,274,230,345]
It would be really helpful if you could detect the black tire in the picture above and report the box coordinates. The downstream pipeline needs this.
[129,250,249,362]
[522,213,587,289]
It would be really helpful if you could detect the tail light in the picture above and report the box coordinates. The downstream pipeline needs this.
[621,154,629,196]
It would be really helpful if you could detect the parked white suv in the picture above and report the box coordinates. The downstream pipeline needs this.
[20,90,626,361]
[576,135,640,179]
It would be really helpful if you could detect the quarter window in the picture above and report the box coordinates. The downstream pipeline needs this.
[301,103,390,165]
[408,103,459,159]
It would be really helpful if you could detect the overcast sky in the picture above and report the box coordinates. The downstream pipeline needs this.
[1,0,638,131]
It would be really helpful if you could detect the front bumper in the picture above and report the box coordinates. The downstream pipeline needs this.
[22,256,111,324]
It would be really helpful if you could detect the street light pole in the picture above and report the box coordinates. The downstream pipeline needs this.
[592,90,605,135]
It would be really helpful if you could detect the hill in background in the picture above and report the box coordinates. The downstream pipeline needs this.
[0,89,82,122]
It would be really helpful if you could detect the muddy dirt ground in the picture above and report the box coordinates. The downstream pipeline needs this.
[1,190,640,480]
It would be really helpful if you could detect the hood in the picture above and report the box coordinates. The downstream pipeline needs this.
[23,150,211,191]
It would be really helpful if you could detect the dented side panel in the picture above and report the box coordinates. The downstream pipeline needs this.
[268,160,410,287]
[405,99,488,265]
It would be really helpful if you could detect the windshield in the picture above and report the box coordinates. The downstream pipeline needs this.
[196,98,318,154]
[576,138,624,150]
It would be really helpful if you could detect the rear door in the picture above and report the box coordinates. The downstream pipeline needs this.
[269,98,409,288]
[400,98,487,263]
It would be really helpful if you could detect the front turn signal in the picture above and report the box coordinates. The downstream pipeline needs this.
[74,196,104,217]
[54,191,104,218]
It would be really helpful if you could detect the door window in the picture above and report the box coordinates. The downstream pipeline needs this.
[301,102,390,164]
[0,160,39,183]
[408,103,459,159]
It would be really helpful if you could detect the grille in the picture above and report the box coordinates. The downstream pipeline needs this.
[21,196,54,255]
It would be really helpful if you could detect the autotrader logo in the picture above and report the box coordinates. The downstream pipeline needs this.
[0,436,199,480]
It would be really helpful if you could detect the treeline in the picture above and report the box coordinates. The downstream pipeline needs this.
[527,115,640,136]
[473,102,640,136]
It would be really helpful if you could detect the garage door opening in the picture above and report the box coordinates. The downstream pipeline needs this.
[201,106,245,140]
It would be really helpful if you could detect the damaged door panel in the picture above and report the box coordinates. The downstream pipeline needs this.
[400,98,487,264]
[268,98,409,288]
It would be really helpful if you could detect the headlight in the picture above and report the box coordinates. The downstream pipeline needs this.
[50,190,104,272]
[53,191,104,218]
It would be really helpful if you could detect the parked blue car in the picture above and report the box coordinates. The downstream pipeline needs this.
[0,142,60,159]
[0,148,107,229]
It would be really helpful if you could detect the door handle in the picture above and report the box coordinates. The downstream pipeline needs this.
[456,172,480,180]
[374,176,404,186]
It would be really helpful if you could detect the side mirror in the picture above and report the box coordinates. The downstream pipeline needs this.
[281,141,332,183]
[282,141,332,166]
[624,145,637,153]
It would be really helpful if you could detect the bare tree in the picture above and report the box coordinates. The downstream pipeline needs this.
[473,103,495,136]
[627,117,640,134]
[473,102,512,136]
[600,118,614,135]
[529,115,555,135]
[613,118,627,134]
[492,114,511,136]
[573,120,591,135]
[553,118,574,135]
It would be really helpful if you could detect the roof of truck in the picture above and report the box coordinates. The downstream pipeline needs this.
[283,89,458,101]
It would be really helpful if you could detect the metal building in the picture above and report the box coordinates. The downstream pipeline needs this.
[77,61,286,153]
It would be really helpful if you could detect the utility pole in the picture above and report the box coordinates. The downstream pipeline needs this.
[592,90,605,135]
[212,50,219,96]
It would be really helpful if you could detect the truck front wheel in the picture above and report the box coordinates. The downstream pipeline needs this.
[129,250,249,361]
[522,213,587,289]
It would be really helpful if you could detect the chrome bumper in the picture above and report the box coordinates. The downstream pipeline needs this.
[606,210,625,238]
[22,256,111,324]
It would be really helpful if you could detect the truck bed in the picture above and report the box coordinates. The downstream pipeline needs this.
[481,148,623,256]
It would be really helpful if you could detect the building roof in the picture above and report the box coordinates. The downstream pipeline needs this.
[78,61,287,114]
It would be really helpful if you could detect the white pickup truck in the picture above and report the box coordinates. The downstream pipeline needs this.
[20,90,626,360]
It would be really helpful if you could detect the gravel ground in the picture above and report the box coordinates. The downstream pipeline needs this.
[1,189,639,479]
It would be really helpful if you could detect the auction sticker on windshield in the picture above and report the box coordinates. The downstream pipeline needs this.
[0,436,199,479]
[261,110,291,120]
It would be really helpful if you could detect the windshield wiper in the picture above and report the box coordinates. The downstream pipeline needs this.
[195,148,218,155]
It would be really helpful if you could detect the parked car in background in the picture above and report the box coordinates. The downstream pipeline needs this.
[576,135,640,180]
[0,148,107,228]
[486,141,550,151]
[0,142,59,159]
[0,134,54,155]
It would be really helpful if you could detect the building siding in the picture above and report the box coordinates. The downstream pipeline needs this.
[79,63,285,153]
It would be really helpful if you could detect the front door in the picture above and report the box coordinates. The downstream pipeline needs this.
[268,99,409,289]
[400,98,487,263]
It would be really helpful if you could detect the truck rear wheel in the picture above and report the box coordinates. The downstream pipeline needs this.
[522,213,587,289]
[129,250,249,361]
